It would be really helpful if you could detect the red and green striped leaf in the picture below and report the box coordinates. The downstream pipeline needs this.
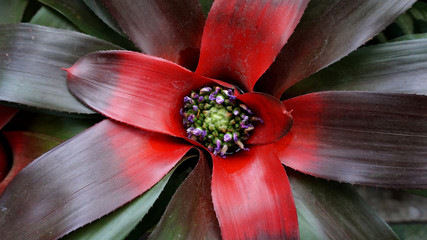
[102,0,205,69]
[0,23,120,115]
[211,145,298,240]
[284,38,427,98]
[0,120,191,240]
[277,91,427,188]
[66,50,221,138]
[256,0,416,98]
[196,0,309,92]
[150,151,221,239]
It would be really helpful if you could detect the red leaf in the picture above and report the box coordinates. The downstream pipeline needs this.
[237,92,293,145]
[277,91,427,188]
[103,0,205,70]
[257,0,416,98]
[211,144,298,240]
[196,0,308,91]
[67,50,221,139]
[0,120,192,239]
[0,105,17,129]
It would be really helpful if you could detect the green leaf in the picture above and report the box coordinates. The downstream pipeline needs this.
[0,0,29,24]
[199,0,213,16]
[82,0,125,36]
[0,23,120,115]
[288,170,398,240]
[150,153,221,239]
[391,223,427,240]
[284,38,427,98]
[30,5,79,31]
[3,111,100,140]
[38,0,135,49]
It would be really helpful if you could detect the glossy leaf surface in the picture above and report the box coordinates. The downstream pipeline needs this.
[103,0,205,69]
[0,120,191,240]
[39,0,134,49]
[212,145,298,240]
[285,38,427,98]
[278,91,427,188]
[289,170,398,240]
[237,92,293,145]
[257,0,416,98]
[196,0,309,92]
[0,131,61,195]
[150,152,221,239]
[0,0,28,24]
[0,23,120,115]
[67,50,220,138]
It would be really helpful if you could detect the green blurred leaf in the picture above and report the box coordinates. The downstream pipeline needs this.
[391,223,427,240]
[199,0,213,16]
[284,38,427,98]
[0,0,29,24]
[30,6,79,31]
[0,23,120,115]
[288,169,398,240]
[82,0,125,36]
[38,0,135,49]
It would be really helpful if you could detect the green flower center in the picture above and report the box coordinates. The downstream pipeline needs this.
[181,86,262,158]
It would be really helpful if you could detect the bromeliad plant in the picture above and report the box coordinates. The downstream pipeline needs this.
[1,0,427,239]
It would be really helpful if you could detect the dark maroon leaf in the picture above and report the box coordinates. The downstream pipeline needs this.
[256,0,416,98]
[277,91,427,188]
[284,38,427,98]
[0,23,120,115]
[0,120,191,239]
[102,0,205,70]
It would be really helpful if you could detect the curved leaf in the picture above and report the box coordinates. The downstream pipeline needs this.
[0,131,61,195]
[284,38,427,98]
[277,91,427,188]
[196,0,309,92]
[0,23,120,115]
[256,0,416,98]
[237,92,293,145]
[39,0,134,49]
[289,169,398,240]
[67,50,221,138]
[62,155,192,240]
[102,0,205,69]
[0,105,17,129]
[83,0,125,36]
[211,144,298,240]
[0,120,191,240]
[30,5,79,31]
[150,151,221,239]
[0,0,28,24]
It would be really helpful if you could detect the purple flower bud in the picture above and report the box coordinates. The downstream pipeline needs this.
[191,92,199,98]
[233,133,239,142]
[192,128,203,136]
[198,96,204,101]
[179,108,185,117]
[188,114,195,123]
[201,130,207,139]
[200,87,212,94]
[228,95,236,102]
[216,139,221,148]
[184,96,193,104]
[214,86,220,93]
[209,93,216,101]
[208,145,214,151]
[240,104,253,114]
[233,110,239,115]
[216,95,224,104]
[241,122,249,129]
[223,133,232,142]
[186,127,194,137]
[192,105,198,111]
